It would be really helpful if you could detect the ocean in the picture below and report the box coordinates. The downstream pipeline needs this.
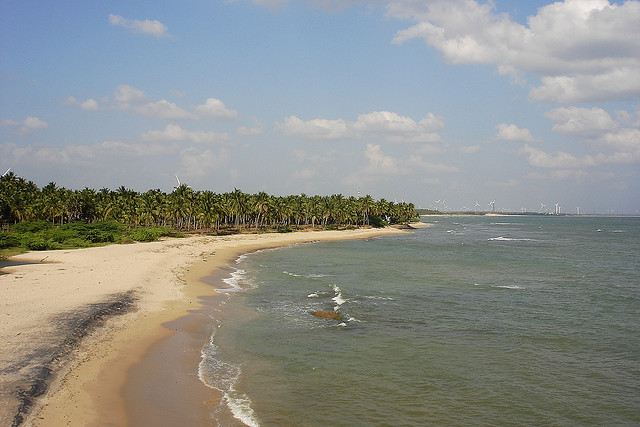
[199,216,640,426]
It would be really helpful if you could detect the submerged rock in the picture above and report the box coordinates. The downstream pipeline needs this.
[310,310,341,321]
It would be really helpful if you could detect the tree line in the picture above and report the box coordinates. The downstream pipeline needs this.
[0,172,417,233]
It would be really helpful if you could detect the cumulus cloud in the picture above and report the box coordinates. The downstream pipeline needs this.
[64,96,100,110]
[179,147,229,179]
[389,0,640,103]
[276,110,444,143]
[194,98,238,120]
[545,106,619,138]
[109,14,171,38]
[110,85,197,119]
[114,84,148,104]
[520,105,640,172]
[128,100,198,120]
[1,116,48,134]
[345,143,458,186]
[69,85,239,120]
[236,120,266,136]
[494,123,536,142]
[140,124,232,144]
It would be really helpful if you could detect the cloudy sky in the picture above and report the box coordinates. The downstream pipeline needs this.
[1,0,639,214]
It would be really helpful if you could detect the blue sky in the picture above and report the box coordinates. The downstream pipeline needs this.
[1,0,639,214]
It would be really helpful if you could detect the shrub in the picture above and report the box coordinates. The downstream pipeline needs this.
[23,236,55,251]
[368,216,388,228]
[128,226,174,242]
[12,220,53,233]
[0,232,20,249]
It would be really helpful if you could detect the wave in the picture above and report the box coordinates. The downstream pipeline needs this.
[332,285,346,306]
[474,283,525,290]
[199,333,260,426]
[283,270,302,277]
[224,391,260,427]
[493,284,525,290]
[215,268,250,293]
[488,236,533,241]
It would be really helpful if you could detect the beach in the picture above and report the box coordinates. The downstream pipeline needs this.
[0,226,414,426]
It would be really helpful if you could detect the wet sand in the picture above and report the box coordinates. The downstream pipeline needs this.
[0,226,422,426]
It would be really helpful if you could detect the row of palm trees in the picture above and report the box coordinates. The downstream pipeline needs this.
[1,172,417,232]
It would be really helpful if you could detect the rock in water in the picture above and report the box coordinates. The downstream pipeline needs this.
[310,310,340,321]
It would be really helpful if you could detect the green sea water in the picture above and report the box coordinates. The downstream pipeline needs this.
[200,216,640,426]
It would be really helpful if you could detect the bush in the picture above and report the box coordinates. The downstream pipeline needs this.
[128,226,174,242]
[277,226,293,233]
[0,232,20,249]
[61,237,91,248]
[12,220,54,233]
[368,216,388,228]
[23,236,55,251]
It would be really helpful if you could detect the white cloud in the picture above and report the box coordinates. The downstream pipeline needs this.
[194,98,238,120]
[276,110,444,143]
[364,143,403,175]
[354,111,444,143]
[292,167,318,180]
[495,123,536,142]
[99,140,178,157]
[460,144,481,154]
[545,107,619,138]
[112,85,191,119]
[109,14,171,38]
[406,154,460,173]
[345,143,458,186]
[236,122,266,136]
[1,142,95,165]
[114,84,148,104]
[140,124,232,145]
[521,105,640,174]
[128,100,198,120]
[1,116,48,134]
[65,96,99,110]
[276,116,353,140]
[389,0,640,103]
[179,147,229,179]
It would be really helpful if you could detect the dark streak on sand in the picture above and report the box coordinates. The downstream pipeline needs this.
[11,291,137,427]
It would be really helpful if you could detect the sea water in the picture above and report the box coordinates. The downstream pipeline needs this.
[199,216,640,426]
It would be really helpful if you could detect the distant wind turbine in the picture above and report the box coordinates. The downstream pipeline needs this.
[174,173,190,189]
[488,200,496,212]
[474,201,481,210]
[554,203,560,215]
[539,203,546,213]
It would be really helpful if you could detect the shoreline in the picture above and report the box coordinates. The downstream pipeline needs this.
[0,225,424,426]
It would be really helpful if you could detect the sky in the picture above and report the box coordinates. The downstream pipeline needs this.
[1,0,639,214]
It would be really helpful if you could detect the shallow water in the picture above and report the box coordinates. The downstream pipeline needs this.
[201,216,640,426]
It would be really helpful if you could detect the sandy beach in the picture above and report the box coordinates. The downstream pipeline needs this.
[0,225,422,426]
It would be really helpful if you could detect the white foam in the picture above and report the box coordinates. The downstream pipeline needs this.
[224,391,261,427]
[283,270,301,277]
[199,333,261,426]
[216,268,249,293]
[493,284,525,290]
[332,285,346,306]
[488,236,532,241]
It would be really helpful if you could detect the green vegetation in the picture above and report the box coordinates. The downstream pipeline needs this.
[415,208,442,215]
[1,172,418,253]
